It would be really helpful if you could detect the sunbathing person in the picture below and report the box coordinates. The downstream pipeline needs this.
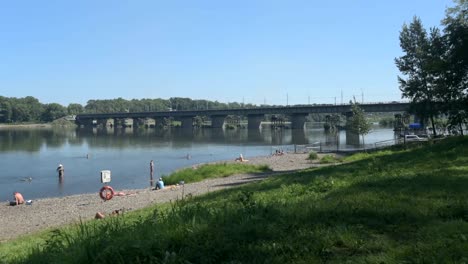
[235,154,249,162]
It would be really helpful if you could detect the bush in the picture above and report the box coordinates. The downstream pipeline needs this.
[308,151,318,160]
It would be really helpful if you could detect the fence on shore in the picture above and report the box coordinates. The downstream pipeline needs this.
[285,138,402,155]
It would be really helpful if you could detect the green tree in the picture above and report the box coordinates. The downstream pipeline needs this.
[347,102,371,146]
[0,97,12,123]
[395,17,444,136]
[67,103,84,115]
[324,114,341,132]
[41,103,67,122]
[442,0,468,134]
[11,103,31,122]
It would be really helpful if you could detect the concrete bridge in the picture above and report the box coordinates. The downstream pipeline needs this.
[75,102,410,130]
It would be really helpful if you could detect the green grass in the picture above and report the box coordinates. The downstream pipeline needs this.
[163,163,271,185]
[2,136,468,263]
[319,154,342,164]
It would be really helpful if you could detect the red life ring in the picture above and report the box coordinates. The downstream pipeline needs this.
[99,186,114,201]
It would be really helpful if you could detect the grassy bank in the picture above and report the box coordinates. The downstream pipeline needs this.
[164,163,271,185]
[2,137,468,263]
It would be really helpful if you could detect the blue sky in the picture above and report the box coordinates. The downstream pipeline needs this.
[0,0,453,106]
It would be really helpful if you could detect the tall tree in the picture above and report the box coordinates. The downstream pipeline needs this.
[347,102,371,146]
[442,0,468,134]
[0,96,12,123]
[395,17,443,136]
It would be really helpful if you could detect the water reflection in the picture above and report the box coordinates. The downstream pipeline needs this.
[0,128,72,152]
[58,176,64,194]
[0,124,398,153]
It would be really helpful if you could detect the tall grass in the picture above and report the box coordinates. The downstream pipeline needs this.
[2,136,468,263]
[164,163,271,185]
[319,154,341,164]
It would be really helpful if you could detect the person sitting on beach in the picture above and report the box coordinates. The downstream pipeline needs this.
[9,192,25,206]
[235,154,249,162]
[155,178,165,190]
[274,149,285,156]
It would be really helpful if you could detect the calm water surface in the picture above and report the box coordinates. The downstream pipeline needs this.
[0,124,396,200]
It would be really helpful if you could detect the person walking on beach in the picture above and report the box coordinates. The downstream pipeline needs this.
[10,192,24,206]
[150,160,154,187]
[57,164,64,178]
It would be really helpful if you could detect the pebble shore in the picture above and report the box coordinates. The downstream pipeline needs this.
[0,153,329,242]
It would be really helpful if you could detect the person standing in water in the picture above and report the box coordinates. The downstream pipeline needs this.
[57,164,64,178]
[149,160,155,187]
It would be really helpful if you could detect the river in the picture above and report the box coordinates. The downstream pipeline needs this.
[0,124,396,200]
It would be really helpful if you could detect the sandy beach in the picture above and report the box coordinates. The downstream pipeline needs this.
[0,152,332,242]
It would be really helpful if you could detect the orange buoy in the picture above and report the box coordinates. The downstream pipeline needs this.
[99,186,114,201]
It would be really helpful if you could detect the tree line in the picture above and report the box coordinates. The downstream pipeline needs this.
[396,0,467,135]
[0,96,257,124]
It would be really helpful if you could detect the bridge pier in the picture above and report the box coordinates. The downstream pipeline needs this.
[180,116,194,130]
[345,112,360,145]
[96,119,107,128]
[152,117,164,128]
[114,118,133,128]
[124,118,133,128]
[133,118,155,128]
[134,118,144,128]
[290,113,308,129]
[77,119,95,128]
[144,118,156,128]
[96,118,114,128]
[247,114,264,130]
[211,115,226,128]
[106,118,115,128]
[346,130,360,145]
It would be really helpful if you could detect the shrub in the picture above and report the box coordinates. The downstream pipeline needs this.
[308,151,318,160]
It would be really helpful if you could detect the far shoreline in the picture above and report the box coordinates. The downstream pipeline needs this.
[0,123,53,129]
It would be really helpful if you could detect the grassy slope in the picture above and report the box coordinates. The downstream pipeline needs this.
[2,137,468,263]
[163,163,271,185]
